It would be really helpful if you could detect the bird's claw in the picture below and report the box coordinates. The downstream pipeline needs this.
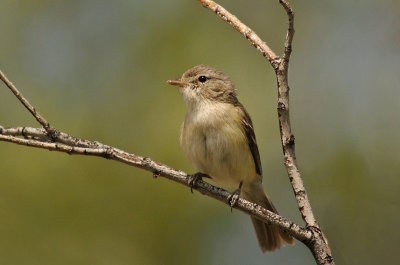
[228,193,240,210]
[188,172,210,193]
[227,181,243,212]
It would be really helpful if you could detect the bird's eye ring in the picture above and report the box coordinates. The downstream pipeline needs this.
[198,76,207,83]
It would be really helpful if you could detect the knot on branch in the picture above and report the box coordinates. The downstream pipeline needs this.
[284,45,293,57]
[271,58,281,70]
[306,226,334,264]
[283,134,295,147]
[305,225,321,245]
[277,100,287,110]
[46,127,60,142]
[142,157,154,168]
[66,145,74,155]
[295,189,306,199]
[104,147,114,159]
[21,127,28,138]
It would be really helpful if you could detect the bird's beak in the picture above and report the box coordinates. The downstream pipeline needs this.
[167,78,185,88]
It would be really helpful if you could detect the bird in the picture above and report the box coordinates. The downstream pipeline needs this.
[167,65,294,252]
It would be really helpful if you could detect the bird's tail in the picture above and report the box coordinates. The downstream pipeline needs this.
[242,183,294,252]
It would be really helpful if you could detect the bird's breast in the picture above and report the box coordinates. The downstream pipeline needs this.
[180,101,257,188]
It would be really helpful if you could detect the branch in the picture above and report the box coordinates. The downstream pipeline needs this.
[280,0,295,70]
[0,70,58,139]
[198,0,280,69]
[1,1,334,264]
[0,125,311,242]
[198,0,334,264]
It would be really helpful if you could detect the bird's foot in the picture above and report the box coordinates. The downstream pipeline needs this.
[188,172,210,193]
[227,181,243,212]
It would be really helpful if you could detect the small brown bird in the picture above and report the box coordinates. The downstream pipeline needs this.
[167,65,294,252]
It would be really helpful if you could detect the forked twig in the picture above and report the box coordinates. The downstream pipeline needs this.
[0,1,334,264]
[0,70,57,138]
[198,0,334,264]
[199,0,280,69]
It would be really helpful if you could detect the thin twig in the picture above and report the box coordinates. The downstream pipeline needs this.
[198,0,280,69]
[197,0,334,264]
[0,0,334,263]
[198,0,316,232]
[0,127,311,242]
[275,0,317,230]
[0,70,58,139]
[279,0,295,70]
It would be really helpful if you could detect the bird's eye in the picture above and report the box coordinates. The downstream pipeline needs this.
[198,76,207,83]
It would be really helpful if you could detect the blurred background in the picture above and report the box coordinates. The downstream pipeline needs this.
[0,0,399,264]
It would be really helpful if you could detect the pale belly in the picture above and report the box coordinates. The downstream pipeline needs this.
[181,113,257,189]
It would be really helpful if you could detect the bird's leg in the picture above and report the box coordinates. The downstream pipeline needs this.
[228,181,243,211]
[188,172,211,193]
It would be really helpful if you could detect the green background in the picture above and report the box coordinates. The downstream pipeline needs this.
[0,0,399,264]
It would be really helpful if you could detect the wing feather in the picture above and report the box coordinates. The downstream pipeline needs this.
[238,104,263,177]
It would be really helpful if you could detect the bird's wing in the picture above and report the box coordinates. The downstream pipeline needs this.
[239,104,263,177]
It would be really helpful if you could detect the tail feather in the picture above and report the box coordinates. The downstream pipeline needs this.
[243,184,294,252]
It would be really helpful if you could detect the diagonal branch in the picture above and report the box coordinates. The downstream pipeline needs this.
[0,70,58,139]
[1,1,334,264]
[198,0,316,231]
[198,0,280,69]
[0,125,311,242]
[197,0,334,264]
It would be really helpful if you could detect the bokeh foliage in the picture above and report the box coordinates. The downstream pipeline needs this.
[0,0,399,264]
